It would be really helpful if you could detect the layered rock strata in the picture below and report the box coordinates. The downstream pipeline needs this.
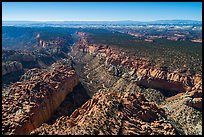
[72,32,202,110]
[2,64,79,135]
[69,32,202,135]
[31,90,177,135]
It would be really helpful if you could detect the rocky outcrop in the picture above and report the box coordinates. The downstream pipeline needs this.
[74,32,202,99]
[2,31,201,135]
[67,32,202,135]
[39,39,64,48]
[2,64,79,135]
[31,90,177,135]
[160,92,202,135]
[2,43,71,86]
[2,61,23,76]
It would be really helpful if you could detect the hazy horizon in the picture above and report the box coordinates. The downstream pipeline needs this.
[2,19,202,22]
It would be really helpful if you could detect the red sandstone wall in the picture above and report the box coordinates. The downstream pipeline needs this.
[2,65,79,135]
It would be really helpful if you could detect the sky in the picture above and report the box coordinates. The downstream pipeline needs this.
[2,2,202,21]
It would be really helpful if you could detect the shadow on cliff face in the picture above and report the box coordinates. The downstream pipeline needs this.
[46,83,91,125]
[2,70,24,87]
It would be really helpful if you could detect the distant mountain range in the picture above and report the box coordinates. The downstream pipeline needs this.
[2,20,202,26]
[149,20,202,24]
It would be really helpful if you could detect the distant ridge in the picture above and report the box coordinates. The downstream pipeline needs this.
[150,20,202,24]
[2,20,202,26]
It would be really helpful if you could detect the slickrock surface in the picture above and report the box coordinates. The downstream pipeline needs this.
[2,64,79,135]
[31,90,177,135]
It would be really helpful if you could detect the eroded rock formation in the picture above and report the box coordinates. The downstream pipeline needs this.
[2,31,202,135]
[72,32,202,109]
[31,90,177,135]
[67,32,202,135]
[160,92,202,135]
[2,64,79,135]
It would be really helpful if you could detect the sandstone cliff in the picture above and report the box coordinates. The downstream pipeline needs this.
[2,64,79,135]
[72,32,202,109]
[68,32,202,135]
[31,90,177,135]
[2,31,201,135]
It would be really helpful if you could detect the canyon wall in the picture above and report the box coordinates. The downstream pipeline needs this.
[31,89,177,135]
[71,32,202,110]
[2,64,79,135]
[2,31,201,135]
[68,32,202,135]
